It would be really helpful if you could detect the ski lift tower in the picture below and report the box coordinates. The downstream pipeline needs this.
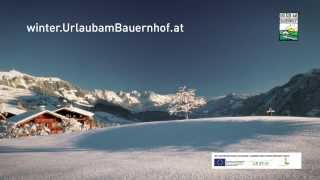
[266,107,275,116]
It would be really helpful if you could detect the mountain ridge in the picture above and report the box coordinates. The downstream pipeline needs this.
[2,68,319,120]
[0,70,211,113]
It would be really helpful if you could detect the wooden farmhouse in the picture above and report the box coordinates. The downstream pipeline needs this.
[8,109,68,134]
[7,105,95,137]
[54,105,95,129]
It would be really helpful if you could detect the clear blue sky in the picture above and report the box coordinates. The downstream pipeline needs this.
[1,0,320,97]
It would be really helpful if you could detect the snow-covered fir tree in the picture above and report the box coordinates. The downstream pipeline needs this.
[168,86,206,119]
[63,118,83,132]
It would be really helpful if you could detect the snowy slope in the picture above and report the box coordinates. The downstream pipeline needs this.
[0,85,32,114]
[0,84,60,111]
[0,70,92,106]
[0,85,34,102]
[0,116,320,180]
[94,111,133,125]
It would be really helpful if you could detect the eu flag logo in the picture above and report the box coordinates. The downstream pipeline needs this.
[214,159,226,166]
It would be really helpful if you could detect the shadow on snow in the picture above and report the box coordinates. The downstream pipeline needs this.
[0,120,312,153]
[75,120,307,152]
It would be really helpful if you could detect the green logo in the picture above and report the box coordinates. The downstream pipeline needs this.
[279,13,299,41]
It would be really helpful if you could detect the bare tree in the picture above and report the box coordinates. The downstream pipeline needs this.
[168,86,206,119]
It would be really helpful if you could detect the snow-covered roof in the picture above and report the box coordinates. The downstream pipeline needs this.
[8,110,68,126]
[54,106,94,117]
[3,103,26,115]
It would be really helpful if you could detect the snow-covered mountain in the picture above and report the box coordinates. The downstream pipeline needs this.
[0,70,92,106]
[0,70,205,123]
[4,68,320,120]
[194,93,255,117]
[235,69,320,116]
[0,70,176,113]
[92,89,175,112]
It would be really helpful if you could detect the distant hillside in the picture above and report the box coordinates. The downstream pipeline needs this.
[236,69,320,116]
[2,68,320,121]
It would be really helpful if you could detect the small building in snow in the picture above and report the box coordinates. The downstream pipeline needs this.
[8,109,68,135]
[5,105,96,137]
[54,105,96,129]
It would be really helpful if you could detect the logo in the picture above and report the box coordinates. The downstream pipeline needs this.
[212,152,301,169]
[214,159,226,166]
[279,12,299,41]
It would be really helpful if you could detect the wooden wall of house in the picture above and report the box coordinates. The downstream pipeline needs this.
[18,113,64,134]
[56,110,84,119]
[55,110,95,129]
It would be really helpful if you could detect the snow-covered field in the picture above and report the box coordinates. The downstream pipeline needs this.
[0,116,320,180]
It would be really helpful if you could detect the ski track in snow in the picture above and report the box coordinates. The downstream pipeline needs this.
[0,116,320,180]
